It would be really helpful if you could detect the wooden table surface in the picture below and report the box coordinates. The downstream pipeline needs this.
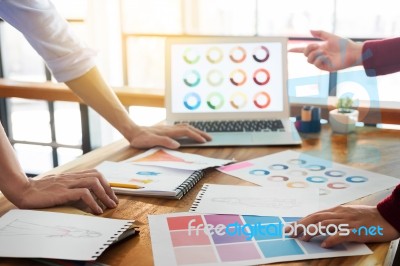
[1,125,400,265]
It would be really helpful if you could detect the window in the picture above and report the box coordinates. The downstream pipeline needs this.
[335,0,400,38]
[257,0,334,37]
[0,1,89,175]
[2,0,400,175]
[185,0,257,36]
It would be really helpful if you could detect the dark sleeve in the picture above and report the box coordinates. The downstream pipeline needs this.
[362,38,400,76]
[377,184,400,233]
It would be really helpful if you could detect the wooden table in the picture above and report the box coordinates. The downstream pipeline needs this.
[1,125,400,265]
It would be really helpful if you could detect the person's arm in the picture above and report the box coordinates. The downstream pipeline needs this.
[377,184,400,233]
[0,0,211,149]
[290,30,400,77]
[289,30,363,72]
[64,67,210,149]
[0,123,118,214]
[362,38,400,76]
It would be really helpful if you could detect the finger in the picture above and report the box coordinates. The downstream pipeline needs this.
[322,233,356,248]
[130,134,181,149]
[168,127,208,143]
[176,124,212,141]
[190,127,212,141]
[66,188,104,214]
[86,178,117,209]
[68,175,117,209]
[314,54,333,71]
[88,170,119,204]
[151,135,181,149]
[306,49,324,65]
[301,233,317,242]
[61,169,118,204]
[310,30,331,41]
[299,219,344,242]
[288,47,306,53]
[304,43,320,57]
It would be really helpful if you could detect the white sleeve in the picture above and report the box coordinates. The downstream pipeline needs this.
[0,0,97,82]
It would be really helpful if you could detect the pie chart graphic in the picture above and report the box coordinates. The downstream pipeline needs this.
[230,92,247,109]
[206,47,223,64]
[253,45,270,63]
[207,69,224,87]
[183,92,201,110]
[229,46,247,63]
[253,69,270,86]
[229,69,247,86]
[207,92,225,110]
[183,70,201,87]
[183,48,200,64]
[253,91,271,109]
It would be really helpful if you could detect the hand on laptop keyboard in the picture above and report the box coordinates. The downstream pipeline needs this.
[129,124,212,149]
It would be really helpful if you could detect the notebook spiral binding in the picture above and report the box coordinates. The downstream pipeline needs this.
[189,184,210,212]
[175,170,205,199]
[90,221,134,260]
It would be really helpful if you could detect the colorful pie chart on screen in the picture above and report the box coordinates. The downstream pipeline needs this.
[253,45,270,63]
[229,46,247,63]
[230,92,248,109]
[207,69,224,87]
[183,70,201,87]
[253,91,271,109]
[229,69,247,86]
[253,69,270,85]
[206,47,223,64]
[207,92,225,110]
[183,48,200,64]
[183,92,201,110]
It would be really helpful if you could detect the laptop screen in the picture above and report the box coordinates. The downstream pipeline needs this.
[168,38,286,117]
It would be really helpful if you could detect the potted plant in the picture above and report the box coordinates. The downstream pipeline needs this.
[329,97,359,134]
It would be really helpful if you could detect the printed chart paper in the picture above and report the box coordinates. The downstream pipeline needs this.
[190,184,319,217]
[123,148,233,171]
[149,212,371,266]
[0,210,133,260]
[218,150,399,210]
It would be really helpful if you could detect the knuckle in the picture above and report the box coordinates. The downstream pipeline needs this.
[89,169,101,176]
[77,189,92,200]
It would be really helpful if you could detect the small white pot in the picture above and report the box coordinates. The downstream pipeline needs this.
[329,109,359,134]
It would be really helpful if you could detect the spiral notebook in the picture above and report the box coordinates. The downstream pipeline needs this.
[0,209,134,261]
[96,161,204,199]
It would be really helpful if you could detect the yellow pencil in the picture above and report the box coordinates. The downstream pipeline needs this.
[109,182,143,189]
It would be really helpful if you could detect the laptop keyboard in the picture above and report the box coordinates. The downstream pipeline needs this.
[175,120,285,133]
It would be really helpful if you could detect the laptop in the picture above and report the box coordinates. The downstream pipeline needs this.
[165,36,302,146]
